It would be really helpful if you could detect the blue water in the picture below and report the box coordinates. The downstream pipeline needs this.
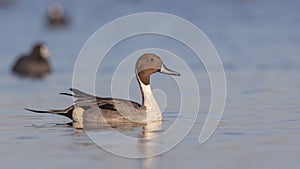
[0,0,300,169]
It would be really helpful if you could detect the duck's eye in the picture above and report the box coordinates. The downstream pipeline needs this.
[150,58,154,62]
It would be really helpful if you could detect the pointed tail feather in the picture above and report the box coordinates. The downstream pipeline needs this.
[25,106,74,120]
[59,92,74,97]
[26,89,96,121]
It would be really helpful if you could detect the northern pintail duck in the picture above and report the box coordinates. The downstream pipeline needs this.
[26,54,180,126]
[12,43,51,78]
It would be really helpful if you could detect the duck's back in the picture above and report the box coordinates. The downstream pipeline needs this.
[70,89,147,124]
[76,97,146,124]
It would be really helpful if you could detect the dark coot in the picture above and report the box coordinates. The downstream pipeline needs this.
[12,43,51,78]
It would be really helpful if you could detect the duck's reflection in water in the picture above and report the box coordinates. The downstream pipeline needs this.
[139,122,163,169]
[71,121,163,169]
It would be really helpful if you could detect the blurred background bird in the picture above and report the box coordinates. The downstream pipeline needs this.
[12,43,51,78]
[47,2,68,27]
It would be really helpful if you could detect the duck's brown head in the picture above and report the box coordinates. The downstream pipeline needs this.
[135,53,180,85]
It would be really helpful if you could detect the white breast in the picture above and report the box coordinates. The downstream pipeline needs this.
[140,82,162,122]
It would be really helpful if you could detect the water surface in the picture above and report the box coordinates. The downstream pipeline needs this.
[0,0,299,169]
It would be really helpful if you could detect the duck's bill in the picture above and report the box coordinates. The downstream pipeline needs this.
[160,64,181,76]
